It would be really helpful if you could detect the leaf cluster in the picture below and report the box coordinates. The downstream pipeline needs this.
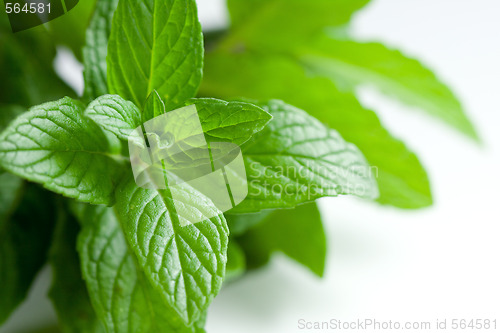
[0,0,477,331]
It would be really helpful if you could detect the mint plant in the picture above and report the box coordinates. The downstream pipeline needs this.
[0,0,477,332]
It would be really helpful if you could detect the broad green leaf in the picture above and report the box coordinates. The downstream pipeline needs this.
[0,21,75,106]
[229,99,378,213]
[77,205,206,333]
[85,95,142,141]
[0,185,56,324]
[237,202,327,277]
[107,0,203,110]
[225,240,246,282]
[201,52,432,209]
[47,0,98,60]
[114,175,228,324]
[85,94,271,149]
[48,208,105,333]
[143,90,167,122]
[83,0,120,101]
[0,97,126,205]
[299,37,478,140]
[224,0,370,50]
[186,98,272,146]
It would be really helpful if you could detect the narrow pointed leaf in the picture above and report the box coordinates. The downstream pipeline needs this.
[83,0,120,100]
[300,37,479,140]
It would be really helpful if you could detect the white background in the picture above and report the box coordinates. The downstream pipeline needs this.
[2,0,499,332]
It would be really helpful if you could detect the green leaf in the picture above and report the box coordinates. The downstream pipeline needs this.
[77,205,206,332]
[201,52,432,209]
[225,240,246,282]
[0,172,24,223]
[48,207,105,333]
[83,0,120,101]
[0,22,75,106]
[186,98,272,146]
[230,99,378,213]
[143,90,167,122]
[0,97,126,205]
[225,211,271,236]
[299,37,479,140]
[0,105,25,222]
[0,104,24,132]
[114,175,229,324]
[85,95,142,141]
[224,0,370,50]
[107,0,203,110]
[85,94,271,149]
[237,202,327,277]
[47,0,98,60]
[0,185,56,324]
